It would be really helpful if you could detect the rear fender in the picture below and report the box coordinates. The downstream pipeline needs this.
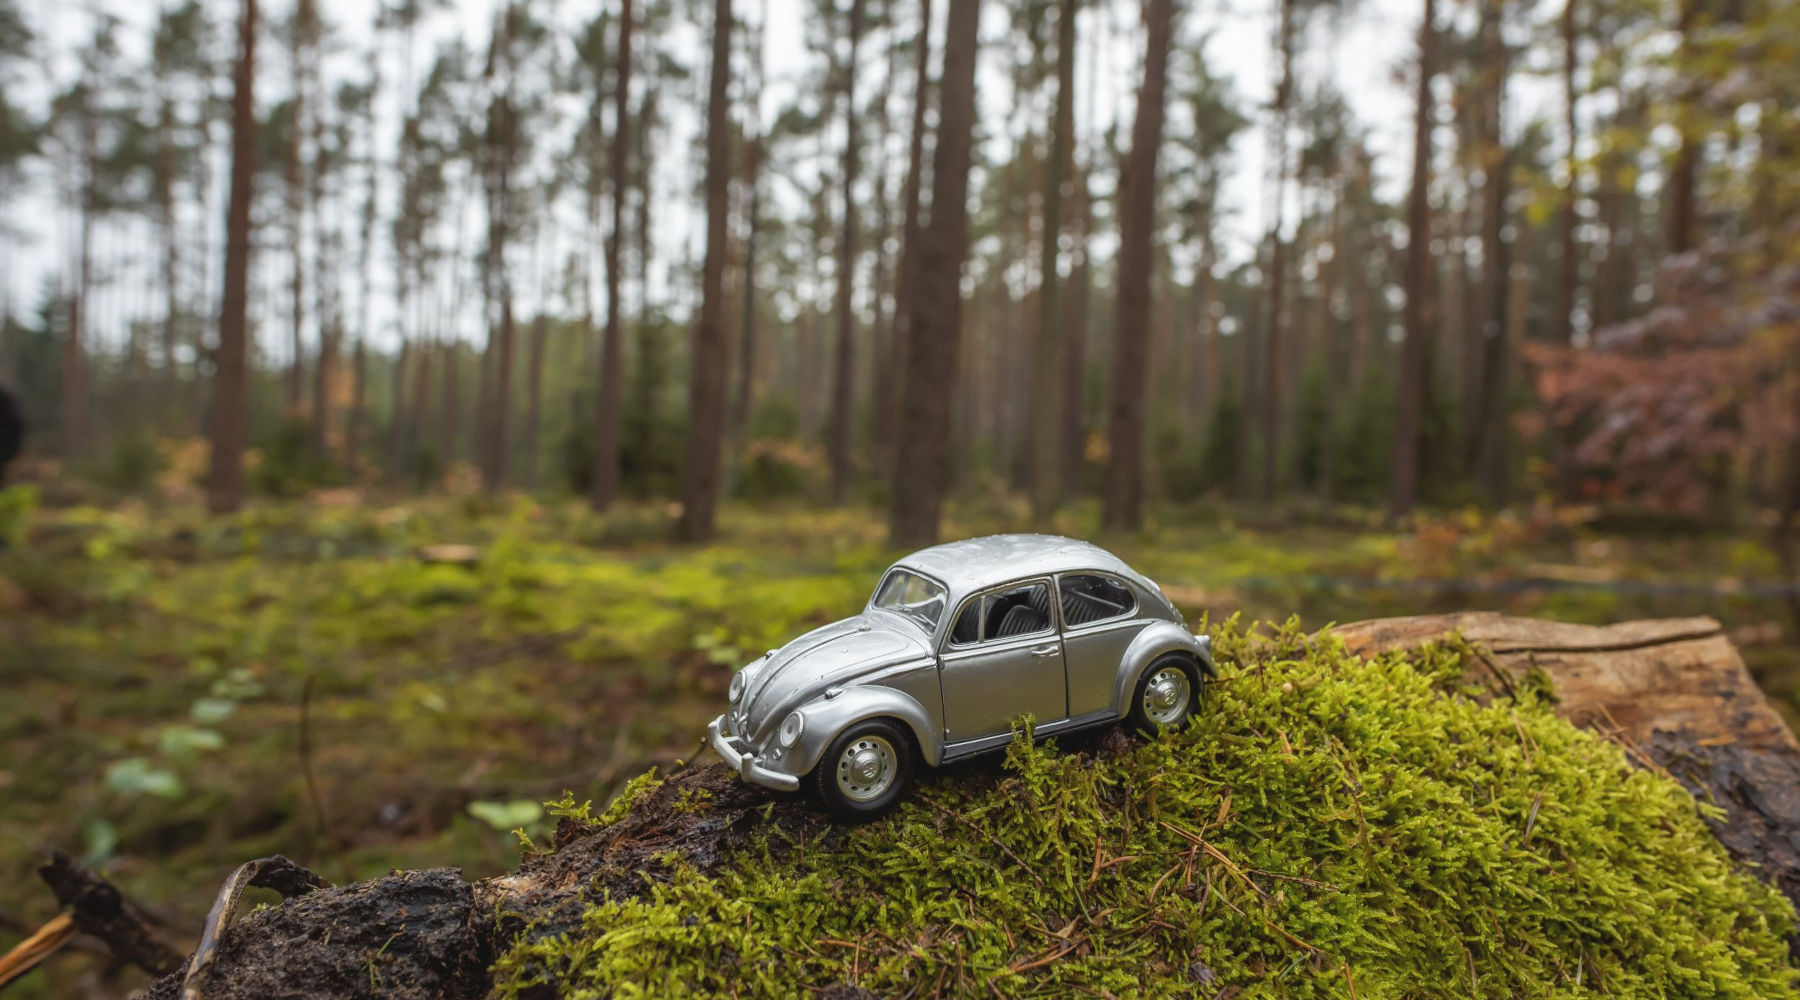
[1111,622,1215,716]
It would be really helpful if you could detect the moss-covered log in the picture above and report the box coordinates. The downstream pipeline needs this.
[133,615,1800,998]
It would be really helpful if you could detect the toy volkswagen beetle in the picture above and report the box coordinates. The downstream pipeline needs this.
[707,534,1214,819]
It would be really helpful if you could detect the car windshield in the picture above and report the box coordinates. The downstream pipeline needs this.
[870,568,947,633]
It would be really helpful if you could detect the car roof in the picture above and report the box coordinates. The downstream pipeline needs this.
[895,534,1141,595]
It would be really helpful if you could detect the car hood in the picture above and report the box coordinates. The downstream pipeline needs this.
[738,613,930,739]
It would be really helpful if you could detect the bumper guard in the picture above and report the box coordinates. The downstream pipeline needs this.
[707,715,801,792]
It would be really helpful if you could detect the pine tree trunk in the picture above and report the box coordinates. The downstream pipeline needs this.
[1061,171,1091,497]
[882,0,933,472]
[1101,0,1174,532]
[1666,0,1699,254]
[827,0,866,504]
[680,0,735,541]
[1029,0,1077,515]
[889,0,981,548]
[1390,0,1436,520]
[1556,0,1579,345]
[523,315,547,490]
[207,0,257,515]
[1470,3,1511,508]
[592,0,635,510]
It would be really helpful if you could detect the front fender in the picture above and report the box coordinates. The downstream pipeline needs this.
[1111,622,1215,716]
[783,685,943,777]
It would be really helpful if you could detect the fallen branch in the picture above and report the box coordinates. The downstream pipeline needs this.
[36,851,183,978]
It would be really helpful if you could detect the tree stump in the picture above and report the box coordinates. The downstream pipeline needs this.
[1333,612,1800,920]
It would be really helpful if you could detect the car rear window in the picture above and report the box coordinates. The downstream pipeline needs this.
[1060,574,1135,626]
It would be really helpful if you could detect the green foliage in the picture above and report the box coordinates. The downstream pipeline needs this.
[492,622,1797,998]
[0,483,36,546]
[251,417,344,497]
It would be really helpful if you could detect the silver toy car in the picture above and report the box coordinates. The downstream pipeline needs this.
[708,534,1214,819]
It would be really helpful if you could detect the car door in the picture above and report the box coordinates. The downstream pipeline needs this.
[937,578,1068,744]
[1057,572,1150,717]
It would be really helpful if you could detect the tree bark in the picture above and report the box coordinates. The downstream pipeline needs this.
[1259,0,1294,504]
[1555,0,1579,346]
[591,0,634,511]
[889,0,980,548]
[207,0,257,515]
[827,0,866,505]
[881,0,933,473]
[1334,612,1800,917]
[523,314,547,489]
[679,0,735,541]
[1666,0,1699,255]
[1101,0,1175,532]
[1029,0,1077,515]
[1389,0,1435,520]
[1061,170,1091,498]
[1466,2,1509,507]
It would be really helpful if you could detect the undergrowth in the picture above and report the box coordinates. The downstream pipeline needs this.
[491,620,1798,998]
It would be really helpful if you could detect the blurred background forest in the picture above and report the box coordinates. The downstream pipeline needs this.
[0,0,1798,992]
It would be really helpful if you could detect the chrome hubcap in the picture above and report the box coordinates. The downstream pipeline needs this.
[1142,666,1192,726]
[836,736,897,802]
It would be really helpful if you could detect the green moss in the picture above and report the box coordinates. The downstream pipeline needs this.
[491,620,1797,998]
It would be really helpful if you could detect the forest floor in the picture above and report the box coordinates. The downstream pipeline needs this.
[2,488,1797,996]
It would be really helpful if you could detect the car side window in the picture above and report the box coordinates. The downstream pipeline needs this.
[949,598,982,645]
[1059,574,1136,628]
[983,582,1053,639]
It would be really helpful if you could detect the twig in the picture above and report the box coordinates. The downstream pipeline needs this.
[0,913,76,989]
[299,672,335,851]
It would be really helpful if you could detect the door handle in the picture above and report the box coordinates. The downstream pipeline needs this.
[1030,644,1059,657]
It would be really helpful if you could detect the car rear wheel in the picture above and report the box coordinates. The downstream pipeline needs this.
[813,718,914,821]
[1128,655,1201,734]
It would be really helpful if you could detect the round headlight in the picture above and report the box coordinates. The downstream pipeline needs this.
[778,711,805,747]
[729,671,746,704]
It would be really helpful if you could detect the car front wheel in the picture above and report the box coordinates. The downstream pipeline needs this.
[1128,655,1201,734]
[813,718,914,821]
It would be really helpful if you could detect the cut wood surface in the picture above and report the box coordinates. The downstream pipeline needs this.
[1334,612,1800,919]
[117,613,1799,998]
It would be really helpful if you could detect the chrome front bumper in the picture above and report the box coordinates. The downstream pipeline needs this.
[707,715,801,792]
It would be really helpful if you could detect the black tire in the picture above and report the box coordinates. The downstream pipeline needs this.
[812,718,915,821]
[1127,655,1202,735]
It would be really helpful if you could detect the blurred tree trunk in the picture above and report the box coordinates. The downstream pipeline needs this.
[1666,0,1699,254]
[481,15,518,493]
[208,0,257,515]
[523,314,546,489]
[1101,0,1174,532]
[733,143,761,433]
[679,0,734,541]
[286,0,317,415]
[881,0,933,475]
[827,0,865,504]
[1468,1,1511,507]
[591,0,634,510]
[389,342,410,473]
[1030,0,1077,515]
[1259,0,1294,503]
[890,0,980,548]
[1555,0,1579,345]
[1061,168,1090,497]
[152,79,182,392]
[349,67,380,467]
[1390,0,1435,520]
